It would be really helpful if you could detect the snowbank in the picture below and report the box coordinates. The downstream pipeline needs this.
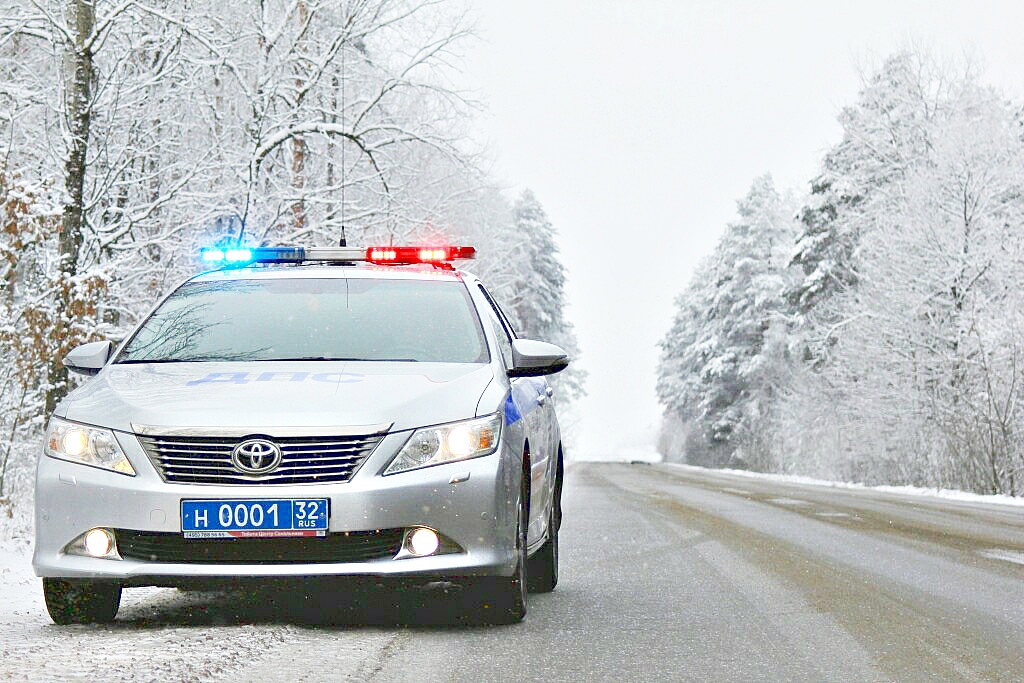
[665,463,1024,508]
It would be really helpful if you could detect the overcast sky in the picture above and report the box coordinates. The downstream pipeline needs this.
[464,0,1024,459]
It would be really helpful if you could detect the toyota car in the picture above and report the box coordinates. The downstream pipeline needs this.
[34,245,568,624]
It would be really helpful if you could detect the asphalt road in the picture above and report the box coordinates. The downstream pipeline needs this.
[365,462,1024,682]
[5,462,1024,682]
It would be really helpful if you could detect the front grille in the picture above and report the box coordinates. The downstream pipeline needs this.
[138,433,383,485]
[115,529,405,564]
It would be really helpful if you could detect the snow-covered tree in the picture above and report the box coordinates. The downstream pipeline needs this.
[509,191,583,399]
[658,175,799,466]
[765,53,1024,494]
[176,0,479,247]
[0,0,482,412]
[789,52,952,321]
[457,188,585,401]
[0,172,112,499]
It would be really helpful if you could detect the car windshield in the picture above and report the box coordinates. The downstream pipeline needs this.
[116,277,489,364]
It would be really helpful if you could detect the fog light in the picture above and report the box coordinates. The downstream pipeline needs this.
[84,528,113,558]
[408,527,440,556]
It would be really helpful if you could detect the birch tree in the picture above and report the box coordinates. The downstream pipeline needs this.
[174,0,478,247]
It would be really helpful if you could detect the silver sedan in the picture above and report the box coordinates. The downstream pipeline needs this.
[34,249,568,624]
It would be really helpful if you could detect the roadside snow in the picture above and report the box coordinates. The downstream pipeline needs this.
[0,541,37,618]
[0,543,300,682]
[665,463,1024,508]
[0,541,406,682]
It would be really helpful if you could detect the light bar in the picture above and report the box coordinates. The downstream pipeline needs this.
[199,245,475,267]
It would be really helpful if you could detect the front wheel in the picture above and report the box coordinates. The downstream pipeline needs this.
[526,526,558,593]
[43,578,121,625]
[472,476,528,624]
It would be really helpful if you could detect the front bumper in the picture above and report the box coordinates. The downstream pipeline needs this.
[33,431,520,583]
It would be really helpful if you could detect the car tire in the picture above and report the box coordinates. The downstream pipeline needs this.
[527,524,558,593]
[528,451,562,593]
[473,473,528,624]
[43,578,121,625]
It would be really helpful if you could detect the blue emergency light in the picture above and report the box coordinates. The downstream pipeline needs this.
[202,248,253,263]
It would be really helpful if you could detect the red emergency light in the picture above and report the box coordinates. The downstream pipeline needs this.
[366,246,476,265]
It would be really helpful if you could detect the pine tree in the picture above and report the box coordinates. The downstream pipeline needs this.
[658,175,798,466]
[449,187,586,402]
[508,190,585,400]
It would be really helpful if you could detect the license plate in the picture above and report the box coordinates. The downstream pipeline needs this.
[181,499,329,539]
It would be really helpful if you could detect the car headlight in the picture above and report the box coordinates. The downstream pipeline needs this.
[385,414,502,475]
[44,417,136,476]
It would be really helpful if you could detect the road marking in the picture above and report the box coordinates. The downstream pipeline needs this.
[768,497,811,506]
[978,549,1024,567]
[815,511,852,519]
[720,487,750,496]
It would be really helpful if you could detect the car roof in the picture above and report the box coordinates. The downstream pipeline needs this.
[191,263,477,284]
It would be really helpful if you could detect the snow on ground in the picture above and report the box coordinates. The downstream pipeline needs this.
[0,539,417,682]
[0,542,303,682]
[0,540,36,617]
[665,463,1024,508]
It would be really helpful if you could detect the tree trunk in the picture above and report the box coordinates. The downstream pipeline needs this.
[290,0,309,233]
[46,0,95,414]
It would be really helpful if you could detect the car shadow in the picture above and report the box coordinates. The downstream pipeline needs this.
[115,580,520,630]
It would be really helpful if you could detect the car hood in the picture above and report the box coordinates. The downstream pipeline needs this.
[59,361,496,435]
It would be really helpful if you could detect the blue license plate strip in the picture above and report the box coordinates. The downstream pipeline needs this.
[181,498,329,539]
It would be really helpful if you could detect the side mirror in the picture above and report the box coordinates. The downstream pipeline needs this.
[63,341,114,376]
[508,339,569,377]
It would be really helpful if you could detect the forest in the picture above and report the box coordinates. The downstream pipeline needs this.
[658,51,1024,496]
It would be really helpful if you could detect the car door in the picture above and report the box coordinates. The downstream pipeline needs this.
[476,285,553,544]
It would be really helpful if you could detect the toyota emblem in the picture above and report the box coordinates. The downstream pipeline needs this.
[231,438,283,474]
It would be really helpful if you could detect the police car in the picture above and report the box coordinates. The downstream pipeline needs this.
[34,245,567,624]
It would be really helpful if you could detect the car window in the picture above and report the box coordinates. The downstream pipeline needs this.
[477,285,518,339]
[117,278,489,364]
[477,285,514,369]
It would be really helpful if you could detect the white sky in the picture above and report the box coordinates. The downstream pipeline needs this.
[464,0,1024,458]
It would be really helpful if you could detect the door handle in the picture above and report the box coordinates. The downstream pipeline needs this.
[545,386,554,397]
